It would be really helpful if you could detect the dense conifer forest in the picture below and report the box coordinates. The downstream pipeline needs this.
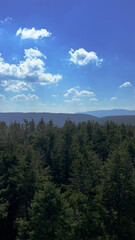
[0,118,135,240]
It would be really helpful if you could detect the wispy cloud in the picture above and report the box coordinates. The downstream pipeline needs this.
[89,98,98,101]
[0,48,62,92]
[11,94,39,101]
[119,82,132,88]
[69,48,103,66]
[16,27,51,39]
[64,88,95,97]
[52,94,58,97]
[64,98,80,103]
[0,94,6,100]
[0,17,12,24]
[110,97,117,100]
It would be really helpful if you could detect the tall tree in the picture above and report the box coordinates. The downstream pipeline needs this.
[19,182,74,240]
[100,148,135,239]
[0,154,20,240]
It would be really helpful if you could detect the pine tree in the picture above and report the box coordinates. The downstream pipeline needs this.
[100,148,135,239]
[23,182,74,240]
[0,154,20,240]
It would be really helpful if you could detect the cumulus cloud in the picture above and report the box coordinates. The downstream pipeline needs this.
[24,48,46,59]
[16,27,51,39]
[39,73,62,85]
[0,48,62,91]
[69,48,103,66]
[11,93,39,101]
[64,98,80,103]
[0,17,12,24]
[0,94,6,100]
[1,80,34,92]
[110,97,117,100]
[64,88,95,97]
[89,98,98,101]
[119,82,132,88]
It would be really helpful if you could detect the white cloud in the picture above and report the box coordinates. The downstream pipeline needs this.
[119,82,132,88]
[27,94,39,100]
[64,98,80,103]
[16,27,51,39]
[39,73,62,85]
[24,48,46,59]
[11,93,39,101]
[64,88,95,97]
[52,94,58,97]
[0,94,6,100]
[110,97,117,100]
[1,80,34,92]
[0,17,12,24]
[69,48,103,66]
[89,98,98,101]
[0,48,62,91]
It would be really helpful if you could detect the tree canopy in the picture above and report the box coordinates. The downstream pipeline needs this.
[0,119,135,239]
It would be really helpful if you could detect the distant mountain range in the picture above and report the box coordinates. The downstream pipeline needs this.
[0,111,135,126]
[80,109,135,117]
[0,112,98,127]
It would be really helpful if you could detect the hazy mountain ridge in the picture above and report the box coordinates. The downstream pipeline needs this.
[0,112,135,126]
[0,112,98,127]
[81,109,135,117]
[99,115,135,125]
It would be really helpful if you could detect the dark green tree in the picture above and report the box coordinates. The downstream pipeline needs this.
[19,182,74,240]
[0,154,20,240]
[100,148,135,239]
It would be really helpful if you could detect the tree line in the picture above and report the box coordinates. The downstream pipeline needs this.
[0,118,135,240]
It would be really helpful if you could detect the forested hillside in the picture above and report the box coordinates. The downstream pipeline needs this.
[0,112,135,126]
[0,119,135,240]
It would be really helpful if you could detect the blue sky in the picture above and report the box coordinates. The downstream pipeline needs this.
[0,0,135,113]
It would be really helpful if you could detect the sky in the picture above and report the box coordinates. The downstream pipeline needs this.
[0,0,135,113]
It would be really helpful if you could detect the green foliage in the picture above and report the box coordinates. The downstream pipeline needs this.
[27,182,73,240]
[100,148,135,239]
[0,154,20,240]
[0,119,135,239]
[70,152,92,195]
[68,191,106,240]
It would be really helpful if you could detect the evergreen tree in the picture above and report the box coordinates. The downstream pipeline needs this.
[20,182,74,240]
[100,148,135,239]
[0,154,20,240]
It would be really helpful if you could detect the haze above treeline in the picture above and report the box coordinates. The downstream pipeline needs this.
[0,109,135,127]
